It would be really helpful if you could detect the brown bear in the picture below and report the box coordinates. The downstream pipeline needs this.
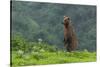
[62,16,78,52]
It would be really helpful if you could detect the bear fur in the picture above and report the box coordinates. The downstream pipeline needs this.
[63,16,78,52]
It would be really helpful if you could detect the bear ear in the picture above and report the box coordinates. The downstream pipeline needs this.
[68,17,70,20]
[64,16,66,17]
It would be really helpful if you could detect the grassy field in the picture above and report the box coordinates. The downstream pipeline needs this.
[11,50,96,66]
[11,38,96,66]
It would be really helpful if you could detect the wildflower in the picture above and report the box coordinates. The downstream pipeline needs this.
[38,38,42,44]
[17,50,24,55]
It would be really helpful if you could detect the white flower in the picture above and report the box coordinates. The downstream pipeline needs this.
[38,38,42,42]
[17,50,24,55]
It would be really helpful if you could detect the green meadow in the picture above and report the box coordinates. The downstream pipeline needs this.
[11,42,96,66]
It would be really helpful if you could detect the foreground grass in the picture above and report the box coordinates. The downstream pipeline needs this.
[11,51,96,66]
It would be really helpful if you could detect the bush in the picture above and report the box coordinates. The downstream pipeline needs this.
[11,34,27,51]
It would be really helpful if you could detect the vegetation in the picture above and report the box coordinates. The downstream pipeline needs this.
[11,1,96,66]
[11,35,96,66]
[12,50,96,66]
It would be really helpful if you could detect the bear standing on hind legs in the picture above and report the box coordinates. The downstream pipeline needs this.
[62,16,78,52]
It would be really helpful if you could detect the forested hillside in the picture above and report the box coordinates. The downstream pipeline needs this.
[11,1,96,51]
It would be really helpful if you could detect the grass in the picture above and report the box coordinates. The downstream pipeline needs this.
[11,51,96,67]
[11,36,96,67]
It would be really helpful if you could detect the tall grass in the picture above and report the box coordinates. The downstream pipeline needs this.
[11,50,96,66]
[11,37,96,67]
